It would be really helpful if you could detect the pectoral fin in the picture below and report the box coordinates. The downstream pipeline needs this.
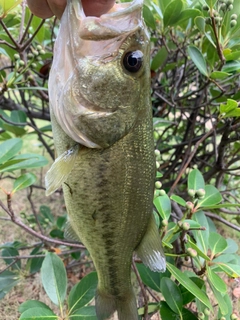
[135,214,166,272]
[45,145,79,196]
[64,220,81,242]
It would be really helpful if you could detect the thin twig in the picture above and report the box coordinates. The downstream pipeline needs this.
[132,260,149,320]
[1,249,82,260]
[21,20,46,51]
[0,20,19,49]
[0,199,85,249]
[27,187,44,234]
[0,259,18,275]
[19,14,33,45]
[169,126,215,195]
[205,212,240,232]
[210,15,225,69]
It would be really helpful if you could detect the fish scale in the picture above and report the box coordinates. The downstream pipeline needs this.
[46,0,166,319]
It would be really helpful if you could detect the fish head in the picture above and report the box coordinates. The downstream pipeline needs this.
[49,0,151,148]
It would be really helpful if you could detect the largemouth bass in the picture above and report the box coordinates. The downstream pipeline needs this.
[46,0,166,319]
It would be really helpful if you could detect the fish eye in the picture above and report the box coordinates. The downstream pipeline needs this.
[122,50,143,73]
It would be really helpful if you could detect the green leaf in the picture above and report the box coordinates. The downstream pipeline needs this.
[180,277,204,305]
[209,232,228,257]
[50,229,64,239]
[197,185,222,207]
[3,123,26,136]
[160,301,198,320]
[186,235,210,261]
[188,169,205,191]
[170,195,186,207]
[192,211,209,255]
[212,254,238,265]
[1,247,21,270]
[209,283,228,315]
[68,272,98,315]
[154,194,171,220]
[56,215,67,229]
[205,0,218,8]
[200,203,240,210]
[217,294,233,319]
[164,0,183,27]
[0,0,22,17]
[220,99,238,115]
[159,301,179,320]
[138,303,160,316]
[0,138,22,165]
[195,16,205,32]
[12,173,36,193]
[181,308,198,320]
[137,263,170,292]
[156,0,169,16]
[69,306,97,319]
[19,300,52,314]
[219,99,240,117]
[178,9,202,24]
[225,51,240,61]
[224,238,239,254]
[222,60,240,73]
[27,246,44,274]
[167,263,212,310]
[151,47,168,71]
[160,278,183,315]
[11,110,27,123]
[1,110,27,137]
[184,219,201,229]
[151,2,163,19]
[0,271,20,300]
[143,5,156,30]
[19,307,57,320]
[207,266,227,293]
[41,252,67,306]
[40,206,54,223]
[223,108,240,117]
[31,15,45,43]
[210,71,230,79]
[187,45,208,77]
[0,153,48,172]
[40,205,55,223]
[217,263,240,277]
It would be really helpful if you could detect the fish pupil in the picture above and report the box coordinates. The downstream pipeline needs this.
[123,50,143,72]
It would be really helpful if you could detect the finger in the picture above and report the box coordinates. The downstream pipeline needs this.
[47,0,66,19]
[82,0,115,17]
[27,0,53,18]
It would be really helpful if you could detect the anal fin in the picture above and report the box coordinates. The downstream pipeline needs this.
[135,213,166,272]
[45,144,79,196]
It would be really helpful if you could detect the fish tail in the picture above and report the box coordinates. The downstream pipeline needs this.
[95,288,138,320]
[116,291,138,320]
[95,290,116,320]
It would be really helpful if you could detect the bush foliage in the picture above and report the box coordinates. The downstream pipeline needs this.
[0,0,240,319]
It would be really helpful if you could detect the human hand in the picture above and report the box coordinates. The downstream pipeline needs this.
[27,0,115,19]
